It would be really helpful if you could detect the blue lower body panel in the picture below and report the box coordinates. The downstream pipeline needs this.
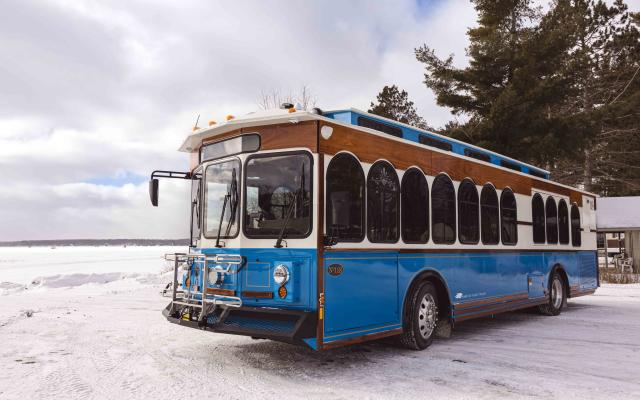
[322,250,598,346]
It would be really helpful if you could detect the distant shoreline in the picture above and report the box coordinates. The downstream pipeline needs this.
[0,239,189,247]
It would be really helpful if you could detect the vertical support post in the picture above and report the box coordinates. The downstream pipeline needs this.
[200,256,208,321]
[170,253,180,314]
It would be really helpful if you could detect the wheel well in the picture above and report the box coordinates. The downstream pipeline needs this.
[403,271,452,323]
[552,264,570,296]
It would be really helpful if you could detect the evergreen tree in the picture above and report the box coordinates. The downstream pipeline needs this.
[368,85,429,129]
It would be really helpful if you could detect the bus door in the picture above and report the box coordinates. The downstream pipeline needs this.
[323,252,399,341]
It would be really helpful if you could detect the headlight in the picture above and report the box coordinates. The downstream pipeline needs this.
[208,268,223,285]
[273,264,290,285]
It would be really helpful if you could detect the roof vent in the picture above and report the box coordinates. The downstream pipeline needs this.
[311,107,323,115]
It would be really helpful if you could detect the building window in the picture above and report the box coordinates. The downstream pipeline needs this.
[480,184,500,245]
[545,197,558,244]
[419,135,452,152]
[432,174,456,244]
[532,193,545,244]
[500,189,518,245]
[367,161,400,243]
[326,153,365,242]
[401,168,429,243]
[458,179,479,244]
[571,204,581,247]
[558,199,569,245]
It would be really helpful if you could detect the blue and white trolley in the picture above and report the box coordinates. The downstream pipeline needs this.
[150,106,598,351]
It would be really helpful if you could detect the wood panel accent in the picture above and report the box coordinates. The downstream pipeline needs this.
[199,121,318,154]
[517,220,533,226]
[318,121,587,200]
[321,328,403,350]
[325,248,585,254]
[206,288,235,296]
[316,152,325,350]
[453,292,529,311]
[455,297,548,321]
[241,291,274,299]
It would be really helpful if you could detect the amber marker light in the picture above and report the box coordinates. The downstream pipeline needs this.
[288,108,296,113]
[209,120,216,126]
[226,115,234,121]
[192,126,200,131]
[278,285,287,299]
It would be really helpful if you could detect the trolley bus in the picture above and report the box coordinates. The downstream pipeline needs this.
[150,105,598,351]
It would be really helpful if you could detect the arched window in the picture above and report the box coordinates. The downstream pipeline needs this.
[401,168,429,243]
[500,189,518,245]
[326,153,365,242]
[367,161,399,243]
[546,197,558,244]
[558,199,569,245]
[480,184,500,245]
[432,174,456,244]
[532,193,545,244]
[571,204,581,247]
[458,179,479,244]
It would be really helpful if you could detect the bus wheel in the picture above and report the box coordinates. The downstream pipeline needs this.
[400,281,438,350]
[538,272,565,316]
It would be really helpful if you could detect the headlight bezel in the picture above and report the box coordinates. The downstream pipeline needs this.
[273,264,290,286]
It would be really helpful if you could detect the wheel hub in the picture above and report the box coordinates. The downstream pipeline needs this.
[418,293,438,339]
[551,278,563,309]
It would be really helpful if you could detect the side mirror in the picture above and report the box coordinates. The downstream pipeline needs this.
[149,179,159,207]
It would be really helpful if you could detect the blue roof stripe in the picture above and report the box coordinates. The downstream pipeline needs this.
[323,109,549,179]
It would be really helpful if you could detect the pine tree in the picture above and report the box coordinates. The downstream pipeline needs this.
[368,85,429,129]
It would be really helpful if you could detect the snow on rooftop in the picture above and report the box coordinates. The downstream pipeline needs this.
[597,196,640,231]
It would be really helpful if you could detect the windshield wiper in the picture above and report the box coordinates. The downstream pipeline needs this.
[215,193,230,248]
[274,189,300,248]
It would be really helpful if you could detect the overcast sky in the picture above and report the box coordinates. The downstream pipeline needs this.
[1,0,637,241]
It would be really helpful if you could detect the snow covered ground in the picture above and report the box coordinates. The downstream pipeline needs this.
[1,247,639,400]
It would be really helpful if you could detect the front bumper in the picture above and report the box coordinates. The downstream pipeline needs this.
[163,303,317,346]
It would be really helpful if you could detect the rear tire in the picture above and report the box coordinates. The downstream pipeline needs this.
[538,271,565,316]
[399,281,439,350]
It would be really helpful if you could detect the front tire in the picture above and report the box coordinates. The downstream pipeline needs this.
[538,272,565,316]
[400,281,439,350]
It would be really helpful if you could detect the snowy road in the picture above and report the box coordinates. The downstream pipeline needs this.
[1,247,639,399]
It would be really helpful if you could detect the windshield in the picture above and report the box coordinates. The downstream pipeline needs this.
[244,152,312,238]
[204,159,240,239]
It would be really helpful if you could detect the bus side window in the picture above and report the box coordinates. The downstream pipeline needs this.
[401,168,429,243]
[326,153,365,242]
[532,193,546,243]
[546,197,558,244]
[480,184,499,245]
[458,178,479,244]
[432,174,456,244]
[367,161,400,243]
[500,188,518,245]
[558,200,570,244]
[571,204,582,247]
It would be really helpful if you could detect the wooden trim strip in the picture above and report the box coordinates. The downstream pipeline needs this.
[325,248,587,254]
[206,288,235,296]
[453,292,529,311]
[570,289,596,298]
[240,291,274,299]
[316,145,325,350]
[321,328,403,350]
[455,297,548,321]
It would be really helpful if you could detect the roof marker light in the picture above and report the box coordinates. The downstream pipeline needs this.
[226,115,234,121]
[288,108,296,113]
[209,120,216,126]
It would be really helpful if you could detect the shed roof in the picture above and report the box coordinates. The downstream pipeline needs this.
[596,197,640,232]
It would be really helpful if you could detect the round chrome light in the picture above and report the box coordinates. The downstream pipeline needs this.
[273,264,290,285]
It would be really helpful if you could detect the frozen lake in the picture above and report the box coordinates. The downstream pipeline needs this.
[1,247,639,399]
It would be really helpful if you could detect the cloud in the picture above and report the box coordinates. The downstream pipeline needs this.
[0,0,477,240]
